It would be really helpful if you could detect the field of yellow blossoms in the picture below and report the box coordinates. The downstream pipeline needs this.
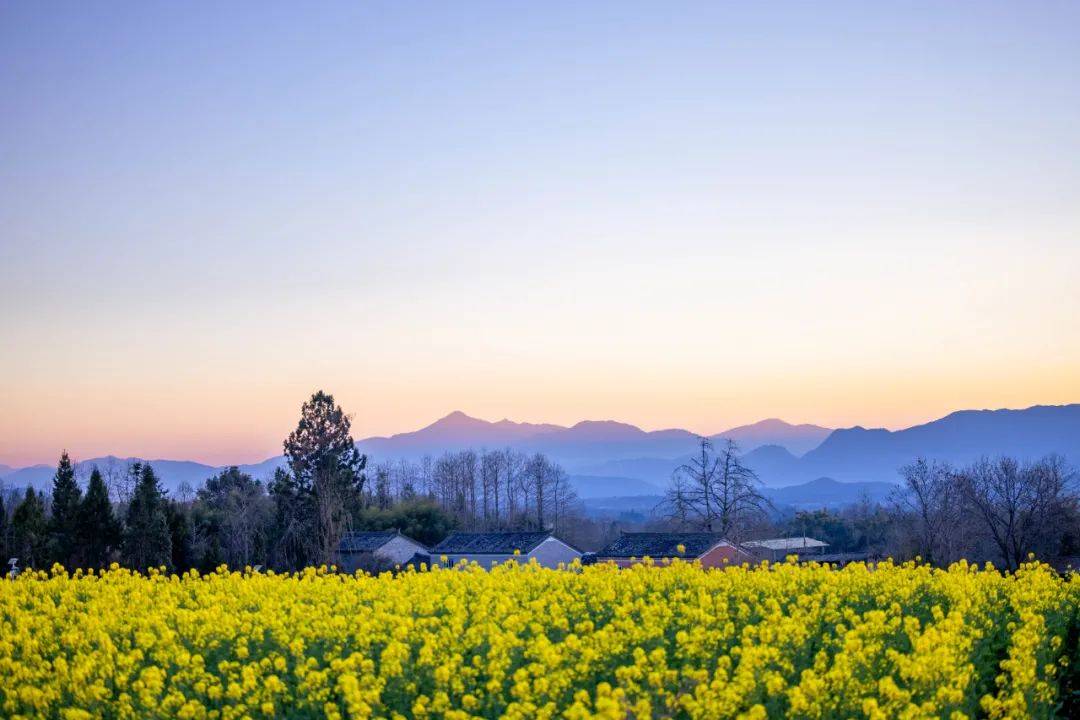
[1,559,1078,720]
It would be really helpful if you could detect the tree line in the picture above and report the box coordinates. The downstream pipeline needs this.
[891,455,1079,570]
[3,391,1078,574]
[653,436,1079,569]
[0,391,584,573]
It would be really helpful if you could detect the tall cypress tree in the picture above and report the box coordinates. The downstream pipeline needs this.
[11,488,48,569]
[122,463,172,572]
[49,451,82,567]
[272,390,367,568]
[78,467,121,569]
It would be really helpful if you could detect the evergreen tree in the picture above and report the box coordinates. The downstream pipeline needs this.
[198,535,224,574]
[122,463,172,571]
[166,500,195,573]
[78,467,121,569]
[271,390,367,568]
[11,488,48,568]
[48,450,82,567]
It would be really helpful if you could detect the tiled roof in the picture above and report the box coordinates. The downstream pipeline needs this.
[338,530,400,553]
[597,532,731,559]
[432,531,553,555]
[743,537,828,551]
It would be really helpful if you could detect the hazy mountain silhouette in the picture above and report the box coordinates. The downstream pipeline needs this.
[713,419,831,457]
[567,475,666,498]
[350,404,1080,488]
[794,404,1080,483]
[0,463,51,487]
[580,477,897,518]
[355,412,826,464]
[3,404,1077,502]
[0,457,228,494]
[738,445,802,486]
[567,444,803,487]
[576,456,688,485]
[359,411,564,457]
[765,477,894,508]
[0,412,830,493]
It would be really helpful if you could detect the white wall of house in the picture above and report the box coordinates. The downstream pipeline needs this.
[377,535,428,565]
[528,537,581,568]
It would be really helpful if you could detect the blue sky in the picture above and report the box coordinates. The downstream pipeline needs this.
[2,2,1078,465]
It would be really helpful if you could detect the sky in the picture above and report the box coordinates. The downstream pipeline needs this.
[2,1,1079,467]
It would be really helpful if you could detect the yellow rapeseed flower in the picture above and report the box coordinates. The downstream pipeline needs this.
[0,559,1075,718]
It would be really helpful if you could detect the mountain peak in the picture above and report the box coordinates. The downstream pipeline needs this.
[431,410,480,426]
[745,418,792,429]
[714,418,833,457]
[568,420,646,438]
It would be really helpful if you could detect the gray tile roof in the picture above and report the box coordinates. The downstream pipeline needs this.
[597,532,731,559]
[432,531,553,555]
[338,530,401,553]
[743,537,828,551]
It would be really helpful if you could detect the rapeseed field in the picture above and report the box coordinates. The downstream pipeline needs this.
[1,559,1076,719]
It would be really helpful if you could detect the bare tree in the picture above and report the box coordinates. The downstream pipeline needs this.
[419,455,434,499]
[103,458,134,505]
[177,480,195,504]
[395,458,418,500]
[894,458,964,565]
[522,453,550,529]
[956,455,1076,570]
[713,439,771,540]
[353,448,580,535]
[501,448,526,525]
[480,450,502,528]
[662,438,717,530]
[546,464,579,533]
[662,438,770,539]
[462,450,478,521]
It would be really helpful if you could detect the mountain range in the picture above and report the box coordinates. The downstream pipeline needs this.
[355,411,831,467]
[2,404,1078,509]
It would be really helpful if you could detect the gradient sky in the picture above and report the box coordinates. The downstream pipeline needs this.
[2,2,1079,467]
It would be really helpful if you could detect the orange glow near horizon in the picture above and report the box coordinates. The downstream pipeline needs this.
[3,362,1078,467]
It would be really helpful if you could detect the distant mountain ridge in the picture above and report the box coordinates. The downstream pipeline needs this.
[0,412,830,493]
[0,456,287,497]
[2,404,1078,502]
[357,413,829,464]
[574,405,1080,487]
[794,404,1080,483]
[715,419,832,457]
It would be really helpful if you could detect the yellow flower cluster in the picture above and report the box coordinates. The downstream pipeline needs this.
[1,559,1076,719]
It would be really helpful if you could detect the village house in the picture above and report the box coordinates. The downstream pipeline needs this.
[594,532,752,568]
[431,531,582,568]
[742,536,829,563]
[336,530,429,572]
